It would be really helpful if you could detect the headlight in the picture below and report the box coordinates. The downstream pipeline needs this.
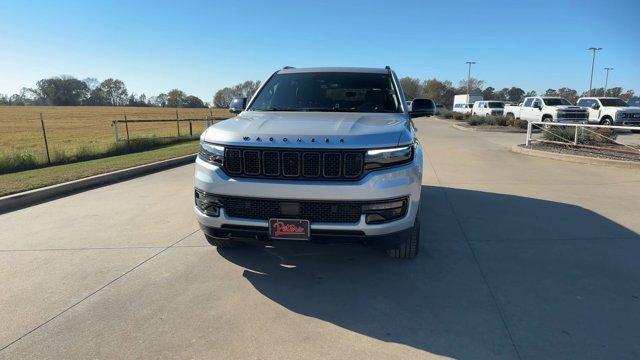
[364,145,413,170]
[199,142,224,165]
[620,113,629,119]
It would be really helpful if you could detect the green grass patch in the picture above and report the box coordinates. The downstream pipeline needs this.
[0,141,199,197]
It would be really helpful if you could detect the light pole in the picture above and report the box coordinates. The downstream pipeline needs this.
[603,67,613,96]
[466,61,476,104]
[587,47,602,96]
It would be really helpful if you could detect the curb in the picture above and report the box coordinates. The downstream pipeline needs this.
[452,122,527,133]
[510,145,640,169]
[0,154,196,214]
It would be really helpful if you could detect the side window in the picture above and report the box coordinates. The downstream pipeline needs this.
[523,98,533,107]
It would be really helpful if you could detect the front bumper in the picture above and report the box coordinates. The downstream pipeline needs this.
[194,147,423,240]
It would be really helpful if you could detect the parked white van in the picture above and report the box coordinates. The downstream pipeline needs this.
[472,101,505,116]
[453,94,482,114]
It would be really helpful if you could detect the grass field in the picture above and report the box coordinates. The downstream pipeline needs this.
[0,140,199,197]
[0,106,231,164]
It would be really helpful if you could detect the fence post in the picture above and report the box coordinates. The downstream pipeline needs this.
[573,126,579,145]
[189,121,193,137]
[114,120,120,142]
[525,121,532,147]
[40,113,51,165]
[124,112,130,142]
[176,109,181,137]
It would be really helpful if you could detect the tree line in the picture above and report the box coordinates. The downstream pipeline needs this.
[2,75,635,109]
[0,76,207,108]
[399,77,636,108]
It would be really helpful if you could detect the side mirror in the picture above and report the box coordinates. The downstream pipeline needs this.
[533,102,542,110]
[591,103,600,110]
[229,97,247,114]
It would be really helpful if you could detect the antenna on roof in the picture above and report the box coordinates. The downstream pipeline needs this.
[282,66,295,70]
[385,65,391,70]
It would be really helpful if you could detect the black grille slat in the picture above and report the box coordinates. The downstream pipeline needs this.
[343,153,363,178]
[302,153,321,177]
[282,152,301,177]
[262,151,280,176]
[323,153,341,178]
[225,149,242,174]
[221,197,362,223]
[243,150,261,175]
[222,147,365,180]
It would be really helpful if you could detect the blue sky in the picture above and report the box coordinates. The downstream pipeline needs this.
[1,0,638,102]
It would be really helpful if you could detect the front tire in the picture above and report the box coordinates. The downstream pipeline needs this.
[387,215,421,259]
[600,117,614,126]
[205,234,242,248]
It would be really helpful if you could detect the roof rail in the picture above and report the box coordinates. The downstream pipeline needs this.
[282,66,295,70]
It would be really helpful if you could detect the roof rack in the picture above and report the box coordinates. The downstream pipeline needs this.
[282,66,295,70]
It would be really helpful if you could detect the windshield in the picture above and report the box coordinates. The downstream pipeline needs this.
[543,98,571,106]
[249,72,401,113]
[488,102,504,108]
[600,98,628,107]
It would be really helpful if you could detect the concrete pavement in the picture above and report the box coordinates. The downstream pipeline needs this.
[1,117,639,359]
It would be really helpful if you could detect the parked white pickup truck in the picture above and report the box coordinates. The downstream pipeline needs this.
[576,97,640,131]
[504,97,588,123]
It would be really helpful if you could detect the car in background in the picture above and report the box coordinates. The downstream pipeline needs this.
[453,94,482,114]
[435,103,445,114]
[410,98,436,117]
[472,101,505,116]
[504,97,588,124]
[453,103,474,115]
[405,100,412,111]
[627,97,640,107]
[577,97,640,131]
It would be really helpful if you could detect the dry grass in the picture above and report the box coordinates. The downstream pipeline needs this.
[0,106,231,161]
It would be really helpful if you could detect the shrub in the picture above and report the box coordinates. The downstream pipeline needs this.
[438,110,455,119]
[453,112,466,121]
[507,117,529,129]
[0,151,40,174]
[467,115,507,127]
[541,126,618,145]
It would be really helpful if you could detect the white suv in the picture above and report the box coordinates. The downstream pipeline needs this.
[472,101,505,116]
[195,67,424,258]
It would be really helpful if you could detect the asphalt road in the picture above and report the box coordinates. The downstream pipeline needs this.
[1,118,639,359]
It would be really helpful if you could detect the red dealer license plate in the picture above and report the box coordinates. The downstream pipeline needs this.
[268,219,310,241]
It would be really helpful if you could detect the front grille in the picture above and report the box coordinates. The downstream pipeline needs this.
[223,147,364,180]
[560,112,588,119]
[220,197,362,223]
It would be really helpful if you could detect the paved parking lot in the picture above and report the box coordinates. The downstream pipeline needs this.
[1,118,639,359]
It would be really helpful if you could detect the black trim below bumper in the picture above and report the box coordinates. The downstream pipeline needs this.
[200,224,411,249]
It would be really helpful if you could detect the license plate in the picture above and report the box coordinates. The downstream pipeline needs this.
[268,219,310,241]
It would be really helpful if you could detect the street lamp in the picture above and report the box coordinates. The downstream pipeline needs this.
[603,67,614,96]
[466,61,476,104]
[587,47,602,96]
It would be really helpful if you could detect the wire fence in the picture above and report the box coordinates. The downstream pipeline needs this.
[0,106,230,172]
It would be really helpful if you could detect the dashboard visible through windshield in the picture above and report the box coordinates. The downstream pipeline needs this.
[249,72,402,113]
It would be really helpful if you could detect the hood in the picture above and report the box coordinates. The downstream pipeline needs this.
[202,111,412,149]
[609,106,640,113]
